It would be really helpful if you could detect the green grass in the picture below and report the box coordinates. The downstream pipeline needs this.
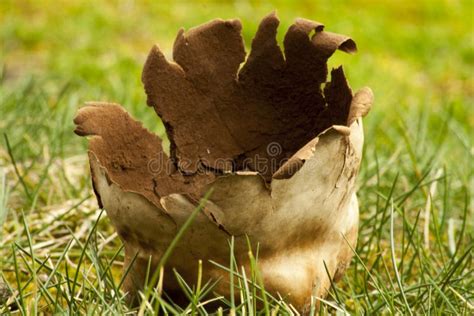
[0,0,472,314]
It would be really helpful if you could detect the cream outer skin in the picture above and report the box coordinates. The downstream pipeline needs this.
[88,116,365,311]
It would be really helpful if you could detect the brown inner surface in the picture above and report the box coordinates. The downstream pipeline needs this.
[74,103,215,202]
[142,12,356,182]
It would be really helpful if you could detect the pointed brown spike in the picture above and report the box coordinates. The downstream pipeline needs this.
[238,12,284,88]
[324,67,353,127]
[283,18,327,84]
[229,12,286,156]
[142,45,186,108]
[311,67,353,135]
[173,19,246,88]
[142,44,203,173]
[143,44,242,174]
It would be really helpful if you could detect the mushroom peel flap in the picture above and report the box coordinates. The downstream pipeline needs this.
[74,13,373,312]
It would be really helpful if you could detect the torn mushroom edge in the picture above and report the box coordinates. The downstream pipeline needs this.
[142,13,358,177]
[272,86,373,180]
[84,87,371,221]
[83,12,372,216]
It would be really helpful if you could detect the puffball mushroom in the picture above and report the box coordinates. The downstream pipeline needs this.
[74,13,373,312]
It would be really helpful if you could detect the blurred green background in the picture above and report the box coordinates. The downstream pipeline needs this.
[0,1,473,313]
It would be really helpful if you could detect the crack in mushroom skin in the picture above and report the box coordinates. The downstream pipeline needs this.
[74,13,373,312]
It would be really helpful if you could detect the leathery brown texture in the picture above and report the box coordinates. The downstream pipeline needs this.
[142,12,356,180]
[74,12,373,313]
